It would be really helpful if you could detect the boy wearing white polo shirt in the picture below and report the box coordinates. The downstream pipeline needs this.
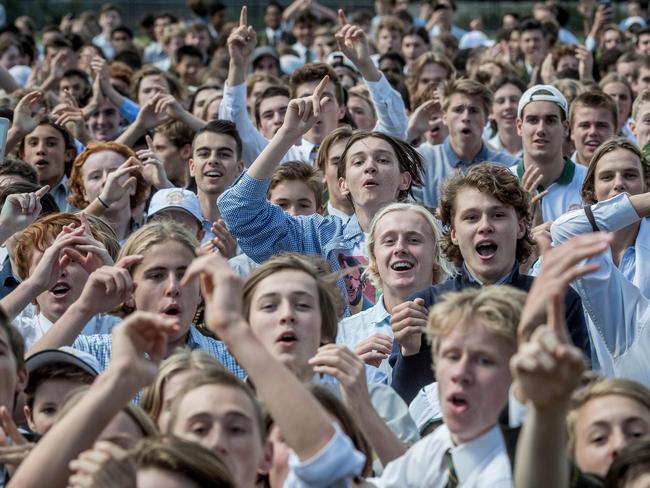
[513,85,586,221]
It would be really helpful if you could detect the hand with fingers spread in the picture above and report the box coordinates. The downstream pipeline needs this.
[511,294,586,409]
[152,92,186,121]
[135,136,173,190]
[228,7,257,66]
[68,442,135,488]
[407,98,443,143]
[11,91,45,137]
[521,165,548,227]
[281,76,333,141]
[97,157,140,209]
[540,52,556,83]
[391,298,428,357]
[210,219,238,258]
[75,256,142,317]
[518,232,612,344]
[354,333,393,367]
[109,311,180,388]
[0,185,50,240]
[309,344,372,409]
[52,102,89,144]
[133,95,171,132]
[0,407,33,476]
[60,214,115,273]
[23,226,91,295]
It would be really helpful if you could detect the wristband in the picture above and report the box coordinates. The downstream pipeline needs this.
[97,196,110,209]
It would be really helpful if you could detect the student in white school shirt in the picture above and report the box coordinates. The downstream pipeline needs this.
[367,286,525,487]
[512,84,586,222]
[219,7,409,167]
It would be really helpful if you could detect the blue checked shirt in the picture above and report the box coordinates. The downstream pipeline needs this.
[218,171,365,314]
[72,325,245,378]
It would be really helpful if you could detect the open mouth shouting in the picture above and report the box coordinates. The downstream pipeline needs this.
[49,281,71,299]
[447,392,470,416]
[390,260,414,272]
[161,303,182,318]
[475,240,498,261]
[275,330,298,349]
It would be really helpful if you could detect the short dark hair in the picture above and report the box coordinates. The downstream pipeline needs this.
[154,120,195,149]
[175,45,203,65]
[402,26,429,46]
[268,160,323,209]
[192,120,242,160]
[254,85,290,126]
[439,163,534,267]
[24,364,94,409]
[518,17,543,34]
[294,10,318,26]
[111,25,133,39]
[378,51,407,69]
[0,158,38,184]
[489,74,527,96]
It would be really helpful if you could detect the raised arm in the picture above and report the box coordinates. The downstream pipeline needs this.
[217,77,341,263]
[219,7,271,167]
[29,256,141,355]
[5,91,44,155]
[512,295,586,488]
[183,253,337,460]
[336,10,408,139]
[0,65,19,94]
[0,186,49,246]
[0,225,110,320]
[9,312,179,488]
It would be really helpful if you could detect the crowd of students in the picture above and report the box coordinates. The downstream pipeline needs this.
[2,0,650,485]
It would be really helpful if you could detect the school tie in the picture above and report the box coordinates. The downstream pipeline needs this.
[444,449,459,488]
[309,144,320,164]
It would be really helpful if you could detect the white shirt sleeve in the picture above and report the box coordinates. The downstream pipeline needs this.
[367,74,408,139]
[284,423,366,488]
[218,82,270,167]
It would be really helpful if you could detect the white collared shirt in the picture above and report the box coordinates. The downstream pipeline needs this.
[13,304,121,351]
[326,202,353,225]
[337,296,393,379]
[368,424,512,487]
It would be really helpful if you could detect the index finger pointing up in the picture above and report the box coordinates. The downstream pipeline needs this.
[240,6,248,27]
[314,75,330,98]
[338,9,348,27]
[547,292,568,343]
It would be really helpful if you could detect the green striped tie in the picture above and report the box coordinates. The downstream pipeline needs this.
[444,449,459,488]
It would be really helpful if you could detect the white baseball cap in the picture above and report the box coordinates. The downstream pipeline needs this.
[147,188,203,225]
[518,84,569,119]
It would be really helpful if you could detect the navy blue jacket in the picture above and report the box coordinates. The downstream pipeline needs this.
[389,267,590,404]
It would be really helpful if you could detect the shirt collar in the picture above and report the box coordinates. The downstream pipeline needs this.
[462,262,517,286]
[365,295,390,322]
[443,138,488,168]
[516,158,576,188]
[450,425,504,484]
